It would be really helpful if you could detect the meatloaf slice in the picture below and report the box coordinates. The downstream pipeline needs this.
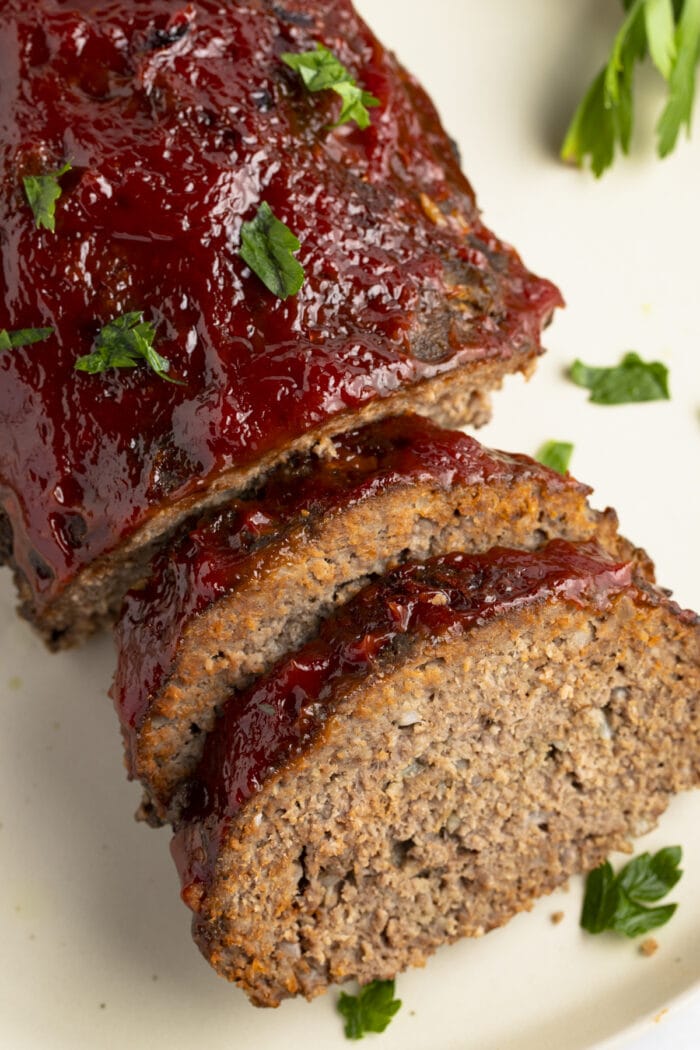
[170,541,700,1007]
[0,0,562,649]
[112,415,649,824]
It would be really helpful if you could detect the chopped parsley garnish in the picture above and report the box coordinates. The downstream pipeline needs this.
[562,0,700,175]
[581,846,682,936]
[74,311,182,383]
[337,979,402,1040]
[281,43,380,129]
[570,352,670,404]
[23,162,72,232]
[0,327,53,352]
[535,441,574,474]
[239,201,305,299]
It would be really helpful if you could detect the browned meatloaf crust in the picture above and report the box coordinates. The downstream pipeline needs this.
[171,540,700,1007]
[0,0,561,649]
[112,415,651,824]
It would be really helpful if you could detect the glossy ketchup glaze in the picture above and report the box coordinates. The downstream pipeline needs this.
[171,539,635,906]
[113,414,586,762]
[0,0,562,610]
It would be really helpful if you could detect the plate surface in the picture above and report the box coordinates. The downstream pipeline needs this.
[1,2,699,1048]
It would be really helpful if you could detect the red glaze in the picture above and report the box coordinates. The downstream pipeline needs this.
[171,539,636,905]
[0,0,562,611]
[113,414,585,764]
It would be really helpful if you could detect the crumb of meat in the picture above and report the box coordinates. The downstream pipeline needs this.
[640,938,659,958]
[550,911,565,925]
[310,435,340,461]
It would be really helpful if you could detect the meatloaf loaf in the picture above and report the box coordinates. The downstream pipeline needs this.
[112,414,651,824]
[170,540,700,1007]
[0,0,561,649]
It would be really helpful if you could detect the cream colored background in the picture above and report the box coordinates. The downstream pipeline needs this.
[1,2,698,1046]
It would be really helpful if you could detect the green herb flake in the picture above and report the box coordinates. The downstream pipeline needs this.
[0,326,53,352]
[281,43,380,129]
[569,352,670,404]
[337,979,402,1040]
[239,201,305,299]
[657,0,700,156]
[23,162,72,232]
[581,846,682,937]
[74,311,183,384]
[561,0,700,175]
[535,441,574,474]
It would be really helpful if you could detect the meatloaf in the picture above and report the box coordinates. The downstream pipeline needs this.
[112,414,651,824]
[170,540,700,1007]
[0,0,562,649]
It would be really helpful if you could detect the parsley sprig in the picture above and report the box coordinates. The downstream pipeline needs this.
[535,441,574,474]
[281,43,380,129]
[562,0,700,175]
[239,201,305,299]
[581,847,682,936]
[74,311,182,383]
[0,327,53,352]
[337,979,402,1040]
[570,352,670,404]
[23,162,72,232]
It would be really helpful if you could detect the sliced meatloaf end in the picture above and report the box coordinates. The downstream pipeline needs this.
[170,541,700,1007]
[0,0,562,649]
[112,415,652,825]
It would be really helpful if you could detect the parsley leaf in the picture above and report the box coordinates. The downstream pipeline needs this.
[0,326,53,352]
[562,70,618,177]
[618,845,683,900]
[535,441,574,474]
[645,0,677,79]
[331,80,381,130]
[281,43,380,129]
[581,847,682,937]
[562,0,700,175]
[239,201,305,299]
[74,311,182,383]
[657,0,700,155]
[337,980,402,1040]
[23,162,72,232]
[581,860,619,933]
[570,352,670,404]
[282,43,350,92]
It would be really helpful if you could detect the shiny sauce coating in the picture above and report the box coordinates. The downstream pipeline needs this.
[172,539,634,905]
[0,0,561,609]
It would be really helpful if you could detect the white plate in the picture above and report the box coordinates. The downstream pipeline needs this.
[1,2,698,1048]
